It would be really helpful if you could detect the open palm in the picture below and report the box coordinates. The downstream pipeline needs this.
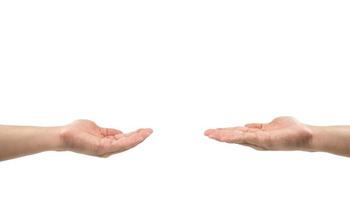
[205,117,313,151]
[59,120,153,157]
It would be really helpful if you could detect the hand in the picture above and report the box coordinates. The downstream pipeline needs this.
[59,120,153,157]
[204,117,313,151]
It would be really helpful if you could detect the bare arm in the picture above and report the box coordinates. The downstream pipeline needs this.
[0,120,152,161]
[0,125,62,160]
[309,125,350,157]
[205,116,350,157]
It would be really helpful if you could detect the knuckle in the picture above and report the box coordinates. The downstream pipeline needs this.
[262,135,274,149]
[257,134,273,149]
[244,132,257,143]
[93,140,107,156]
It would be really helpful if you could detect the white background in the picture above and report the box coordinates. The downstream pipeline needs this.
[1,0,350,199]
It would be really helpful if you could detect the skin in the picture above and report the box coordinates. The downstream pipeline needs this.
[2,116,350,160]
[205,116,350,157]
[0,120,152,161]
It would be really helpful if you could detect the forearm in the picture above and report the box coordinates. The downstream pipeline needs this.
[0,125,63,161]
[309,125,350,157]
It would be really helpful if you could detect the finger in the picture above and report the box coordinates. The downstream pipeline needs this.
[245,123,264,129]
[204,128,248,144]
[205,127,261,145]
[240,143,267,151]
[218,126,260,132]
[100,153,111,158]
[105,134,124,140]
[99,127,123,136]
[107,128,153,154]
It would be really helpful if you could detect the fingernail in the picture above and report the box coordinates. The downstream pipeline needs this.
[146,128,153,134]
[204,129,215,136]
[138,128,153,136]
[142,128,153,134]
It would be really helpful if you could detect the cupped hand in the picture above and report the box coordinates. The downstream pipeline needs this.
[205,117,313,151]
[58,120,153,157]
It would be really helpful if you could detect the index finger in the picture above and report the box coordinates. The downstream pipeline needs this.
[107,128,153,155]
[204,127,259,145]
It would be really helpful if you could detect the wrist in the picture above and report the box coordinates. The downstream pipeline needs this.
[44,126,66,151]
[306,125,326,152]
